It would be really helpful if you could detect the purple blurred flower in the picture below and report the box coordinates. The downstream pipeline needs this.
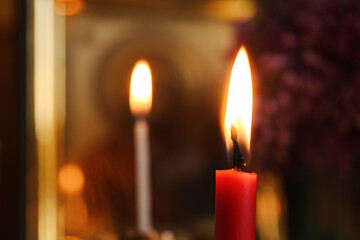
[246,0,360,174]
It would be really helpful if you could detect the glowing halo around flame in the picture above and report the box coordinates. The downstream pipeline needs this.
[224,46,253,157]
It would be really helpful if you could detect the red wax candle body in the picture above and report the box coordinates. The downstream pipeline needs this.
[215,169,257,240]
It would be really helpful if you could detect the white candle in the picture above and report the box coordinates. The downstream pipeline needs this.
[133,118,152,233]
[129,60,153,233]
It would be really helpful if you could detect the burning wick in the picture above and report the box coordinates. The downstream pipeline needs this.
[230,124,246,171]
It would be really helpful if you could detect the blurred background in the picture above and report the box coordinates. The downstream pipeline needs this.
[1,0,360,240]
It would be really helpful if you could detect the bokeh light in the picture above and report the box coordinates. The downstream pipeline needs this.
[58,163,85,194]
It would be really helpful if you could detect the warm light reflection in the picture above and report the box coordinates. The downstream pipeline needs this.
[58,163,85,194]
[204,1,256,21]
[63,236,83,240]
[54,0,85,16]
[63,196,88,233]
[257,172,286,240]
[129,60,153,116]
[224,46,253,152]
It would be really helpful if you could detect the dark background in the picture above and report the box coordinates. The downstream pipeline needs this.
[0,0,25,239]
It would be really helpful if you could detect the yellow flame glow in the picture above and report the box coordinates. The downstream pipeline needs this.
[224,46,253,151]
[130,60,153,116]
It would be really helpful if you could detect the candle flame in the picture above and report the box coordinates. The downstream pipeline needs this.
[130,60,153,116]
[224,46,253,153]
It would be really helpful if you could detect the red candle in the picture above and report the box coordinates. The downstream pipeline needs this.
[215,46,257,240]
[215,170,257,240]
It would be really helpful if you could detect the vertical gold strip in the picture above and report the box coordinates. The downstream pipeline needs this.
[33,0,65,239]
[34,0,57,239]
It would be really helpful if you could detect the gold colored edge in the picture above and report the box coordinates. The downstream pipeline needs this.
[27,0,66,239]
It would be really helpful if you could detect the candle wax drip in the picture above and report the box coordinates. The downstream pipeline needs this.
[230,124,246,171]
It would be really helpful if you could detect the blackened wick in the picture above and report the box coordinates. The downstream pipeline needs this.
[230,124,246,171]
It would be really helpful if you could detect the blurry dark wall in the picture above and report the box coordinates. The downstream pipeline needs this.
[0,0,25,239]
